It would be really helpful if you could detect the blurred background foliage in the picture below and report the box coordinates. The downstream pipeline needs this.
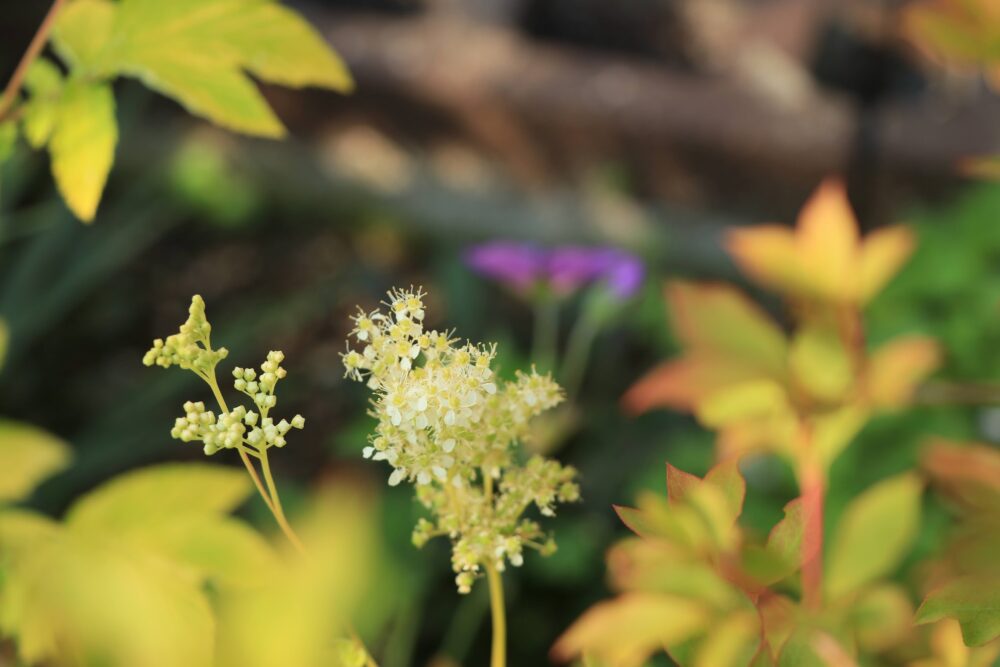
[1,0,999,665]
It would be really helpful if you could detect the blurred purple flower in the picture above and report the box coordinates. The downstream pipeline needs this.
[464,242,644,297]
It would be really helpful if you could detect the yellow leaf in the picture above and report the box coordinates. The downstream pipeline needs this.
[796,179,859,300]
[0,420,71,502]
[67,463,250,535]
[49,79,117,222]
[552,593,711,667]
[725,225,801,296]
[693,611,761,667]
[1,531,214,667]
[20,58,63,149]
[857,226,915,303]
[814,405,868,469]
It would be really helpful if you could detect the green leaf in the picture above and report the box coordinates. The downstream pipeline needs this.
[825,473,923,599]
[48,79,117,222]
[66,463,250,535]
[0,421,71,502]
[51,0,115,71]
[916,576,1000,647]
[789,325,853,404]
[0,121,16,164]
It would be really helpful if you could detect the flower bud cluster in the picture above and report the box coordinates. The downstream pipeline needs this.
[147,296,304,458]
[344,287,579,592]
[142,295,228,375]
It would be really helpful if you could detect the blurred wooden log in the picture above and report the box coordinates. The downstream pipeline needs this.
[282,7,1000,224]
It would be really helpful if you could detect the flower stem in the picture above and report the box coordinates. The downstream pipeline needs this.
[531,293,559,374]
[0,0,67,121]
[482,471,507,667]
[560,304,600,399]
[485,563,507,667]
[258,447,307,556]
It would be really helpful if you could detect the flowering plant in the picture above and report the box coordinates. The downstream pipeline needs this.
[344,287,579,667]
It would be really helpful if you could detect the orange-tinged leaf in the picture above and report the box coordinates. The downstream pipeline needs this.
[962,155,1000,181]
[667,463,702,505]
[705,458,747,522]
[921,440,1000,512]
[865,336,940,408]
[552,593,711,667]
[795,179,859,300]
[622,356,767,415]
[667,282,787,374]
[857,226,916,303]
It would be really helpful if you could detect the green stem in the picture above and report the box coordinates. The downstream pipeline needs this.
[258,447,307,556]
[559,305,601,399]
[531,293,558,374]
[0,0,67,121]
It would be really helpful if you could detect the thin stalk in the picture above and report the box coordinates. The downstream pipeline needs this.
[560,305,600,399]
[0,0,67,120]
[258,448,307,556]
[203,373,277,515]
[483,472,507,667]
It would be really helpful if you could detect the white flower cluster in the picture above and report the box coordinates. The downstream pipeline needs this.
[344,287,579,592]
[142,295,228,376]
[146,296,304,457]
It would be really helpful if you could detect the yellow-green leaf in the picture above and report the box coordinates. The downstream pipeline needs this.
[0,509,60,561]
[552,593,711,667]
[51,0,115,72]
[789,325,854,404]
[213,1,353,91]
[1,532,214,667]
[849,584,914,652]
[0,121,16,164]
[49,79,117,222]
[697,379,789,428]
[0,420,71,502]
[916,576,1000,647]
[826,473,923,599]
[67,463,250,535]
[20,58,64,149]
[693,611,761,667]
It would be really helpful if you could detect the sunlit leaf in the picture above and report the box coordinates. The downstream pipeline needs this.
[726,179,913,305]
[552,593,711,667]
[825,473,923,599]
[67,463,250,534]
[0,420,71,502]
[0,509,60,561]
[622,356,770,414]
[696,380,790,429]
[692,611,761,667]
[48,78,117,222]
[51,0,115,71]
[917,576,1000,646]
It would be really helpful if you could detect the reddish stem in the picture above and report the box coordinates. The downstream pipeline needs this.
[799,422,825,610]
[0,0,67,120]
